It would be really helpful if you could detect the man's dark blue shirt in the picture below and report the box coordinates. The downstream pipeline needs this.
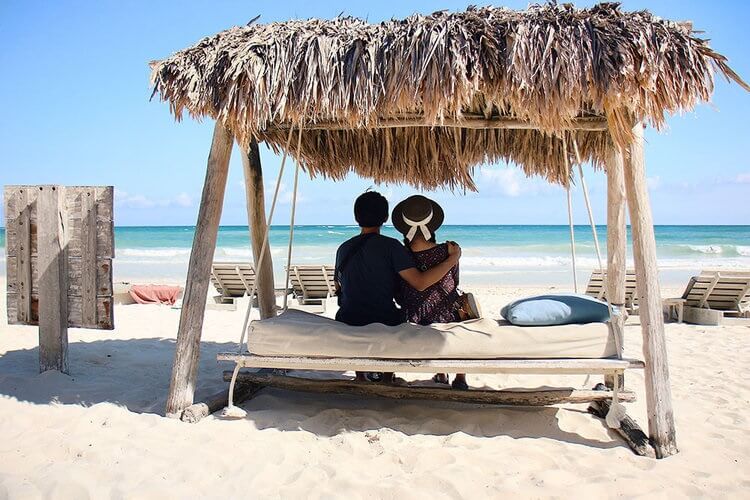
[335,233,415,326]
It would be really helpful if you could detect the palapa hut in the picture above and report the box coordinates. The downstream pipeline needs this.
[149,3,747,458]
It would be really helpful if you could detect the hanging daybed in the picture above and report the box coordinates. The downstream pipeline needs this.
[149,3,748,459]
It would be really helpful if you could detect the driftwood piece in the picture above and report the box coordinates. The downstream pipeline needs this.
[181,368,274,422]
[166,122,233,418]
[181,384,263,423]
[589,385,655,458]
[222,370,636,406]
[624,123,678,458]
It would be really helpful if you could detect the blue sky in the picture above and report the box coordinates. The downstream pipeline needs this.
[1,0,748,226]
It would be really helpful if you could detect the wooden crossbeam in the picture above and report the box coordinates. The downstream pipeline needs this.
[266,114,609,132]
[222,370,636,406]
[218,353,643,375]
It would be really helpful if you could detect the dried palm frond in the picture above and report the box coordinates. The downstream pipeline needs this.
[150,3,747,190]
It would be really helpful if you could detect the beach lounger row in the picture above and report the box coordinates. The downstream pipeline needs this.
[585,269,639,312]
[210,263,257,304]
[584,268,750,325]
[288,265,336,305]
[210,262,335,305]
[211,262,750,325]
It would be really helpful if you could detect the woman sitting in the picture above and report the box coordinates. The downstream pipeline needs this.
[393,195,481,390]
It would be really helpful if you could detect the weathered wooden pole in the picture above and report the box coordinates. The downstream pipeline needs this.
[623,122,678,458]
[37,185,69,373]
[241,140,276,319]
[605,138,627,379]
[166,122,233,418]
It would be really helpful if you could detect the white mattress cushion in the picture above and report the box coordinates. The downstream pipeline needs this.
[248,309,616,359]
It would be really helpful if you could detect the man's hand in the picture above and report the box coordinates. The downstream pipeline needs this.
[399,241,461,292]
[447,241,461,261]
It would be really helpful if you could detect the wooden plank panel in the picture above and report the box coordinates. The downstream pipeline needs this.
[4,185,39,227]
[7,293,113,329]
[64,186,113,221]
[5,184,114,330]
[36,186,69,373]
[5,219,113,258]
[80,189,98,326]
[8,256,112,296]
[6,188,33,323]
[7,185,113,222]
[64,218,114,258]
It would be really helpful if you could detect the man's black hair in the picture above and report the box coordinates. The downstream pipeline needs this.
[354,191,389,227]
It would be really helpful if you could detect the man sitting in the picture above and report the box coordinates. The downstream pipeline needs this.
[334,191,460,382]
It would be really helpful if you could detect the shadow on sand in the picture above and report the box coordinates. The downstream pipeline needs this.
[0,338,622,450]
[0,338,235,414]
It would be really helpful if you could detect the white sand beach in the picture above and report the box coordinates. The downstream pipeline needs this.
[1,277,748,498]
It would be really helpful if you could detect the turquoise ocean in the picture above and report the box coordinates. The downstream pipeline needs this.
[1,225,749,286]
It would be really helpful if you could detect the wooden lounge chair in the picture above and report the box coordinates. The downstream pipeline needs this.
[210,262,257,305]
[287,264,335,305]
[681,269,750,325]
[585,269,638,312]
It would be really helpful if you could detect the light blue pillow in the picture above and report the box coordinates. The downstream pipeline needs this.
[500,293,610,326]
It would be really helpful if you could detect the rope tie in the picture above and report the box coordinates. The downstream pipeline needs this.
[236,127,295,353]
[224,127,295,418]
[402,210,434,242]
[282,127,304,310]
[562,139,578,293]
[605,372,626,429]
[570,135,622,358]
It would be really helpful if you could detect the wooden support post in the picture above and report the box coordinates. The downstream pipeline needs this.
[241,140,276,319]
[37,186,69,373]
[624,123,678,458]
[605,138,627,388]
[166,122,233,418]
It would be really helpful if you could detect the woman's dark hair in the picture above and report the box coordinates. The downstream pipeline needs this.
[403,233,437,247]
[354,191,389,227]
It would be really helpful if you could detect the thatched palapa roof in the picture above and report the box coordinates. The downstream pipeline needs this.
[150,3,747,190]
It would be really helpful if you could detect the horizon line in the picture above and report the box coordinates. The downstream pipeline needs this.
[0,223,746,230]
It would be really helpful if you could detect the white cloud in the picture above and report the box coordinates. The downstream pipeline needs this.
[479,167,523,197]
[736,173,750,184]
[264,182,307,205]
[115,189,195,209]
[647,176,661,190]
[173,192,193,207]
